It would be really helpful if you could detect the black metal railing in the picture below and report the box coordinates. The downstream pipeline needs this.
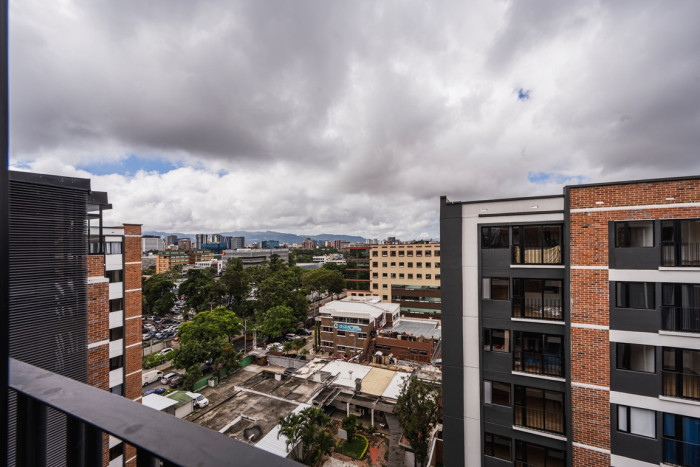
[513,297,563,321]
[661,306,700,333]
[513,351,563,377]
[8,358,295,467]
[663,438,700,467]
[514,405,565,435]
[663,370,700,401]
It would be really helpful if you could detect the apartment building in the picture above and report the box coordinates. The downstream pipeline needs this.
[344,245,372,297]
[156,250,189,273]
[440,176,700,467]
[369,242,441,317]
[8,171,142,467]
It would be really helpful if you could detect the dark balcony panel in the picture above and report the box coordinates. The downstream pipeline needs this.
[610,247,661,270]
[483,351,514,374]
[483,403,513,428]
[662,306,700,333]
[9,359,295,467]
[610,308,661,332]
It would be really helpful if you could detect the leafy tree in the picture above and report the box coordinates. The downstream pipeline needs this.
[215,343,242,372]
[341,414,359,439]
[292,338,306,353]
[321,262,346,274]
[395,376,442,467]
[256,305,297,338]
[302,268,345,295]
[142,265,156,276]
[142,273,176,316]
[278,407,333,465]
[173,307,243,370]
[282,341,294,354]
[179,268,218,312]
[182,364,202,391]
[218,258,250,310]
[142,353,166,369]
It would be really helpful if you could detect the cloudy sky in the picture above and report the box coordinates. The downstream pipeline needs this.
[9,1,700,240]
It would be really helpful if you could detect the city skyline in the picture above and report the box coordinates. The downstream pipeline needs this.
[8,1,700,239]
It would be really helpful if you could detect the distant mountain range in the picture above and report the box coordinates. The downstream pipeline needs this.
[143,230,366,245]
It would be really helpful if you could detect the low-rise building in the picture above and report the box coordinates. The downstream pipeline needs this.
[156,250,189,273]
[221,248,290,267]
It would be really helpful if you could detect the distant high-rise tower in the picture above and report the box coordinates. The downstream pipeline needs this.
[166,235,178,245]
[232,236,245,249]
[195,233,207,249]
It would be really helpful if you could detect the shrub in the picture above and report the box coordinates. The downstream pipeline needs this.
[142,353,166,369]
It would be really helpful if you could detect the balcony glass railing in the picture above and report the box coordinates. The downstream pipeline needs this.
[662,243,700,267]
[513,405,564,435]
[513,351,563,377]
[513,297,563,321]
[512,246,562,265]
[663,370,700,401]
[662,306,700,333]
[8,358,294,467]
[663,438,700,467]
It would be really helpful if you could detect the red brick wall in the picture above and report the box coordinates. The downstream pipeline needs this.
[573,445,610,467]
[571,386,610,450]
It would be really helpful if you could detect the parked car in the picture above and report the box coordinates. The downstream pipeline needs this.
[159,348,174,357]
[283,367,296,376]
[142,370,164,386]
[187,392,209,408]
[296,328,311,336]
[144,387,166,396]
[168,375,183,388]
[285,333,298,341]
[160,372,178,385]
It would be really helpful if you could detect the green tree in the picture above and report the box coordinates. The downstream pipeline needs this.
[219,258,251,310]
[215,343,242,372]
[142,273,176,316]
[302,268,345,295]
[341,414,359,439]
[282,341,294,354]
[278,407,333,465]
[395,376,442,467]
[256,305,297,338]
[179,268,217,312]
[182,364,202,391]
[173,307,243,370]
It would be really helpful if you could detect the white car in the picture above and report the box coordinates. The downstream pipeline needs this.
[159,348,174,357]
[187,392,209,408]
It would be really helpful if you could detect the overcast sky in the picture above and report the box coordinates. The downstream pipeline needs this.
[9,1,700,240]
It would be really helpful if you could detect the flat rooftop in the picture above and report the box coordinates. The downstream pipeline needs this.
[382,318,442,339]
[320,297,398,320]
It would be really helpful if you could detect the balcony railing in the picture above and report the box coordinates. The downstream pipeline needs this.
[514,405,565,435]
[512,246,562,265]
[662,243,700,267]
[8,358,294,467]
[513,351,563,377]
[663,438,700,467]
[663,370,700,401]
[661,306,700,333]
[513,297,563,321]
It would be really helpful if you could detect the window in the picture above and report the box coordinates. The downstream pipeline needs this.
[321,341,334,347]
[382,262,387,267]
[416,262,422,268]
[408,274,413,279]
[372,262,378,267]
[484,433,511,461]
[617,343,655,373]
[484,380,510,406]
[372,284,378,290]
[426,274,431,279]
[482,226,509,249]
[416,251,422,257]
[615,221,654,247]
[390,273,396,279]
[616,282,655,309]
[372,251,378,257]
[382,251,387,257]
[390,251,396,257]
[105,269,123,282]
[425,262,431,268]
[407,262,413,267]
[663,348,700,400]
[662,283,700,332]
[105,242,122,254]
[399,262,404,268]
[515,441,565,467]
[425,250,431,257]
[663,413,700,466]
[390,262,396,267]
[416,274,422,279]
[407,251,413,257]
[512,224,563,264]
[382,273,387,278]
[662,219,700,266]
[358,333,367,339]
[618,405,656,438]
[110,384,123,396]
[398,251,404,257]
[382,284,388,289]
[436,274,440,279]
[109,443,124,461]
[435,262,440,268]
[512,279,563,320]
[321,326,333,333]
[109,327,123,341]
[513,332,564,377]
[337,330,345,336]
[483,278,509,300]
[109,355,124,371]
[514,386,564,434]
[382,295,388,300]
[109,298,124,312]
[483,329,510,352]
[372,273,378,278]
[435,250,440,257]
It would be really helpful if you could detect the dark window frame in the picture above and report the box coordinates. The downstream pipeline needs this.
[484,433,512,461]
[513,331,564,377]
[483,328,510,353]
[512,224,563,265]
[484,380,511,407]
[481,226,509,249]
[615,221,654,248]
[512,278,563,320]
[515,440,565,467]
[615,282,655,309]
[616,343,655,373]
[513,386,565,435]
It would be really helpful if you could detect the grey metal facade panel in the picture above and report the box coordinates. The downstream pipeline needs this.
[610,308,661,332]
[609,247,661,270]
[610,410,662,464]
[483,404,513,427]
[439,197,465,467]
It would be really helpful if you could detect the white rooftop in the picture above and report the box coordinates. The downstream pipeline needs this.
[142,394,179,411]
[256,403,311,458]
[320,297,398,320]
[382,372,411,400]
[320,360,373,389]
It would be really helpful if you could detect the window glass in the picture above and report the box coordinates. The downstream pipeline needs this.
[618,406,656,438]
[481,226,509,248]
[616,282,655,309]
[616,221,654,247]
[484,433,511,461]
[490,278,509,300]
[617,343,655,373]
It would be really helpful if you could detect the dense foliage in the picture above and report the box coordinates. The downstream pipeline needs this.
[395,376,442,467]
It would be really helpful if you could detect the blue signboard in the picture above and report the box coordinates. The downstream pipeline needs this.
[334,323,362,333]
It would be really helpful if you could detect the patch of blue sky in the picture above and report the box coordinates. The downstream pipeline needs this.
[77,154,177,176]
[528,172,589,185]
[517,88,531,100]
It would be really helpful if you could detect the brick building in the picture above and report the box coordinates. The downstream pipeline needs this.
[440,176,700,467]
[9,171,142,467]
[155,250,188,273]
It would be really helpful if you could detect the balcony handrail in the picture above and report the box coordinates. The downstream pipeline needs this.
[9,358,296,466]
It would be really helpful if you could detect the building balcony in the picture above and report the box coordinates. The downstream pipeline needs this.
[514,405,565,436]
[513,351,563,378]
[7,358,294,466]
[661,306,700,333]
[663,370,700,401]
[512,297,563,321]
[662,243,700,267]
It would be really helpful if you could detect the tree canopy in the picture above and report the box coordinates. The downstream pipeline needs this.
[179,268,221,312]
[142,273,176,316]
[256,305,296,338]
[278,407,334,465]
[395,376,442,467]
[173,307,243,370]
[301,268,345,295]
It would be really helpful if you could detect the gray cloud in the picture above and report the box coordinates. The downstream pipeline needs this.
[9,1,700,239]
